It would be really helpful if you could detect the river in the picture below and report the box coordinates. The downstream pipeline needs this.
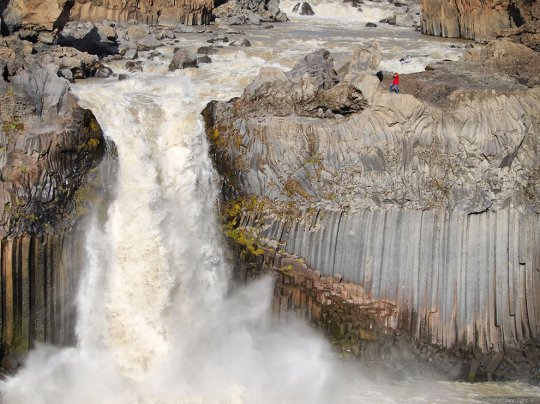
[1,2,539,403]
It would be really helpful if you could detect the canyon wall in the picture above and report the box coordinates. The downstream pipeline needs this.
[205,43,540,355]
[1,0,213,32]
[420,0,540,48]
[0,57,107,366]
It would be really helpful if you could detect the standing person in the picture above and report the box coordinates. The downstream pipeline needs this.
[389,72,399,93]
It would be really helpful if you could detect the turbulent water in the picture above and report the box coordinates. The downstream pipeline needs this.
[1,4,540,403]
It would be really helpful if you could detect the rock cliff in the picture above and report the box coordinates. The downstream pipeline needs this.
[0,56,107,366]
[204,42,540,360]
[0,0,287,35]
[420,0,540,49]
[1,0,214,32]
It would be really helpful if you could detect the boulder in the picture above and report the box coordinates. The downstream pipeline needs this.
[229,39,252,47]
[197,55,212,64]
[136,35,161,51]
[57,68,74,82]
[338,42,381,76]
[95,65,113,78]
[96,24,118,42]
[126,25,147,42]
[168,48,197,71]
[123,48,139,60]
[174,24,197,33]
[56,22,119,56]
[197,46,219,55]
[299,2,315,15]
[213,0,288,25]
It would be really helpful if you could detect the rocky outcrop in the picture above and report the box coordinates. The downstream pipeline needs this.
[204,43,540,365]
[0,0,214,34]
[420,0,540,48]
[0,58,108,365]
[292,2,315,15]
[213,0,287,25]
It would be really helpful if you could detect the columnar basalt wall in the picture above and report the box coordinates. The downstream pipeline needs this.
[0,61,108,366]
[0,231,84,360]
[238,208,540,352]
[420,0,539,42]
[0,0,214,33]
[205,45,540,357]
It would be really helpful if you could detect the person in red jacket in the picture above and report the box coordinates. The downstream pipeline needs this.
[389,72,399,93]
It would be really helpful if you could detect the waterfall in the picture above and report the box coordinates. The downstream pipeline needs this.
[0,73,338,404]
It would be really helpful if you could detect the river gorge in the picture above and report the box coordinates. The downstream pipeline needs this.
[0,0,539,402]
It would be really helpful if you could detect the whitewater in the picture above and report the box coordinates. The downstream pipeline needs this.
[1,3,540,403]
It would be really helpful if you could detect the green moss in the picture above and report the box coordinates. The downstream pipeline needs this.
[223,197,267,257]
[86,138,100,149]
[2,120,24,132]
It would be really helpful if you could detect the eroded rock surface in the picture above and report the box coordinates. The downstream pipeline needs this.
[421,0,540,49]
[205,43,540,366]
[0,57,108,364]
[213,0,288,25]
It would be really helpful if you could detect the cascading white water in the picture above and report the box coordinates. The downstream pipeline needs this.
[0,72,343,404]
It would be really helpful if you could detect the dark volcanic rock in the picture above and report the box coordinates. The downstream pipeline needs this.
[197,55,212,64]
[213,0,288,25]
[197,46,219,55]
[292,2,315,14]
[226,48,366,118]
[95,65,113,78]
[57,22,119,57]
[229,39,252,47]
[203,43,540,373]
[0,61,105,237]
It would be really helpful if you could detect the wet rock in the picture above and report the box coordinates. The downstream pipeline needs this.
[486,352,504,378]
[174,24,197,33]
[125,60,143,72]
[197,46,219,55]
[37,32,55,45]
[95,66,113,78]
[169,48,198,71]
[213,0,288,25]
[365,22,377,27]
[118,73,129,80]
[292,2,315,15]
[96,24,118,42]
[137,35,162,51]
[57,68,74,82]
[123,48,139,60]
[468,359,480,382]
[126,25,147,42]
[197,55,212,64]
[229,39,252,47]
[17,29,38,43]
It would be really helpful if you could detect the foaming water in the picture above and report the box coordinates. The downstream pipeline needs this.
[281,0,394,23]
[1,14,539,404]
